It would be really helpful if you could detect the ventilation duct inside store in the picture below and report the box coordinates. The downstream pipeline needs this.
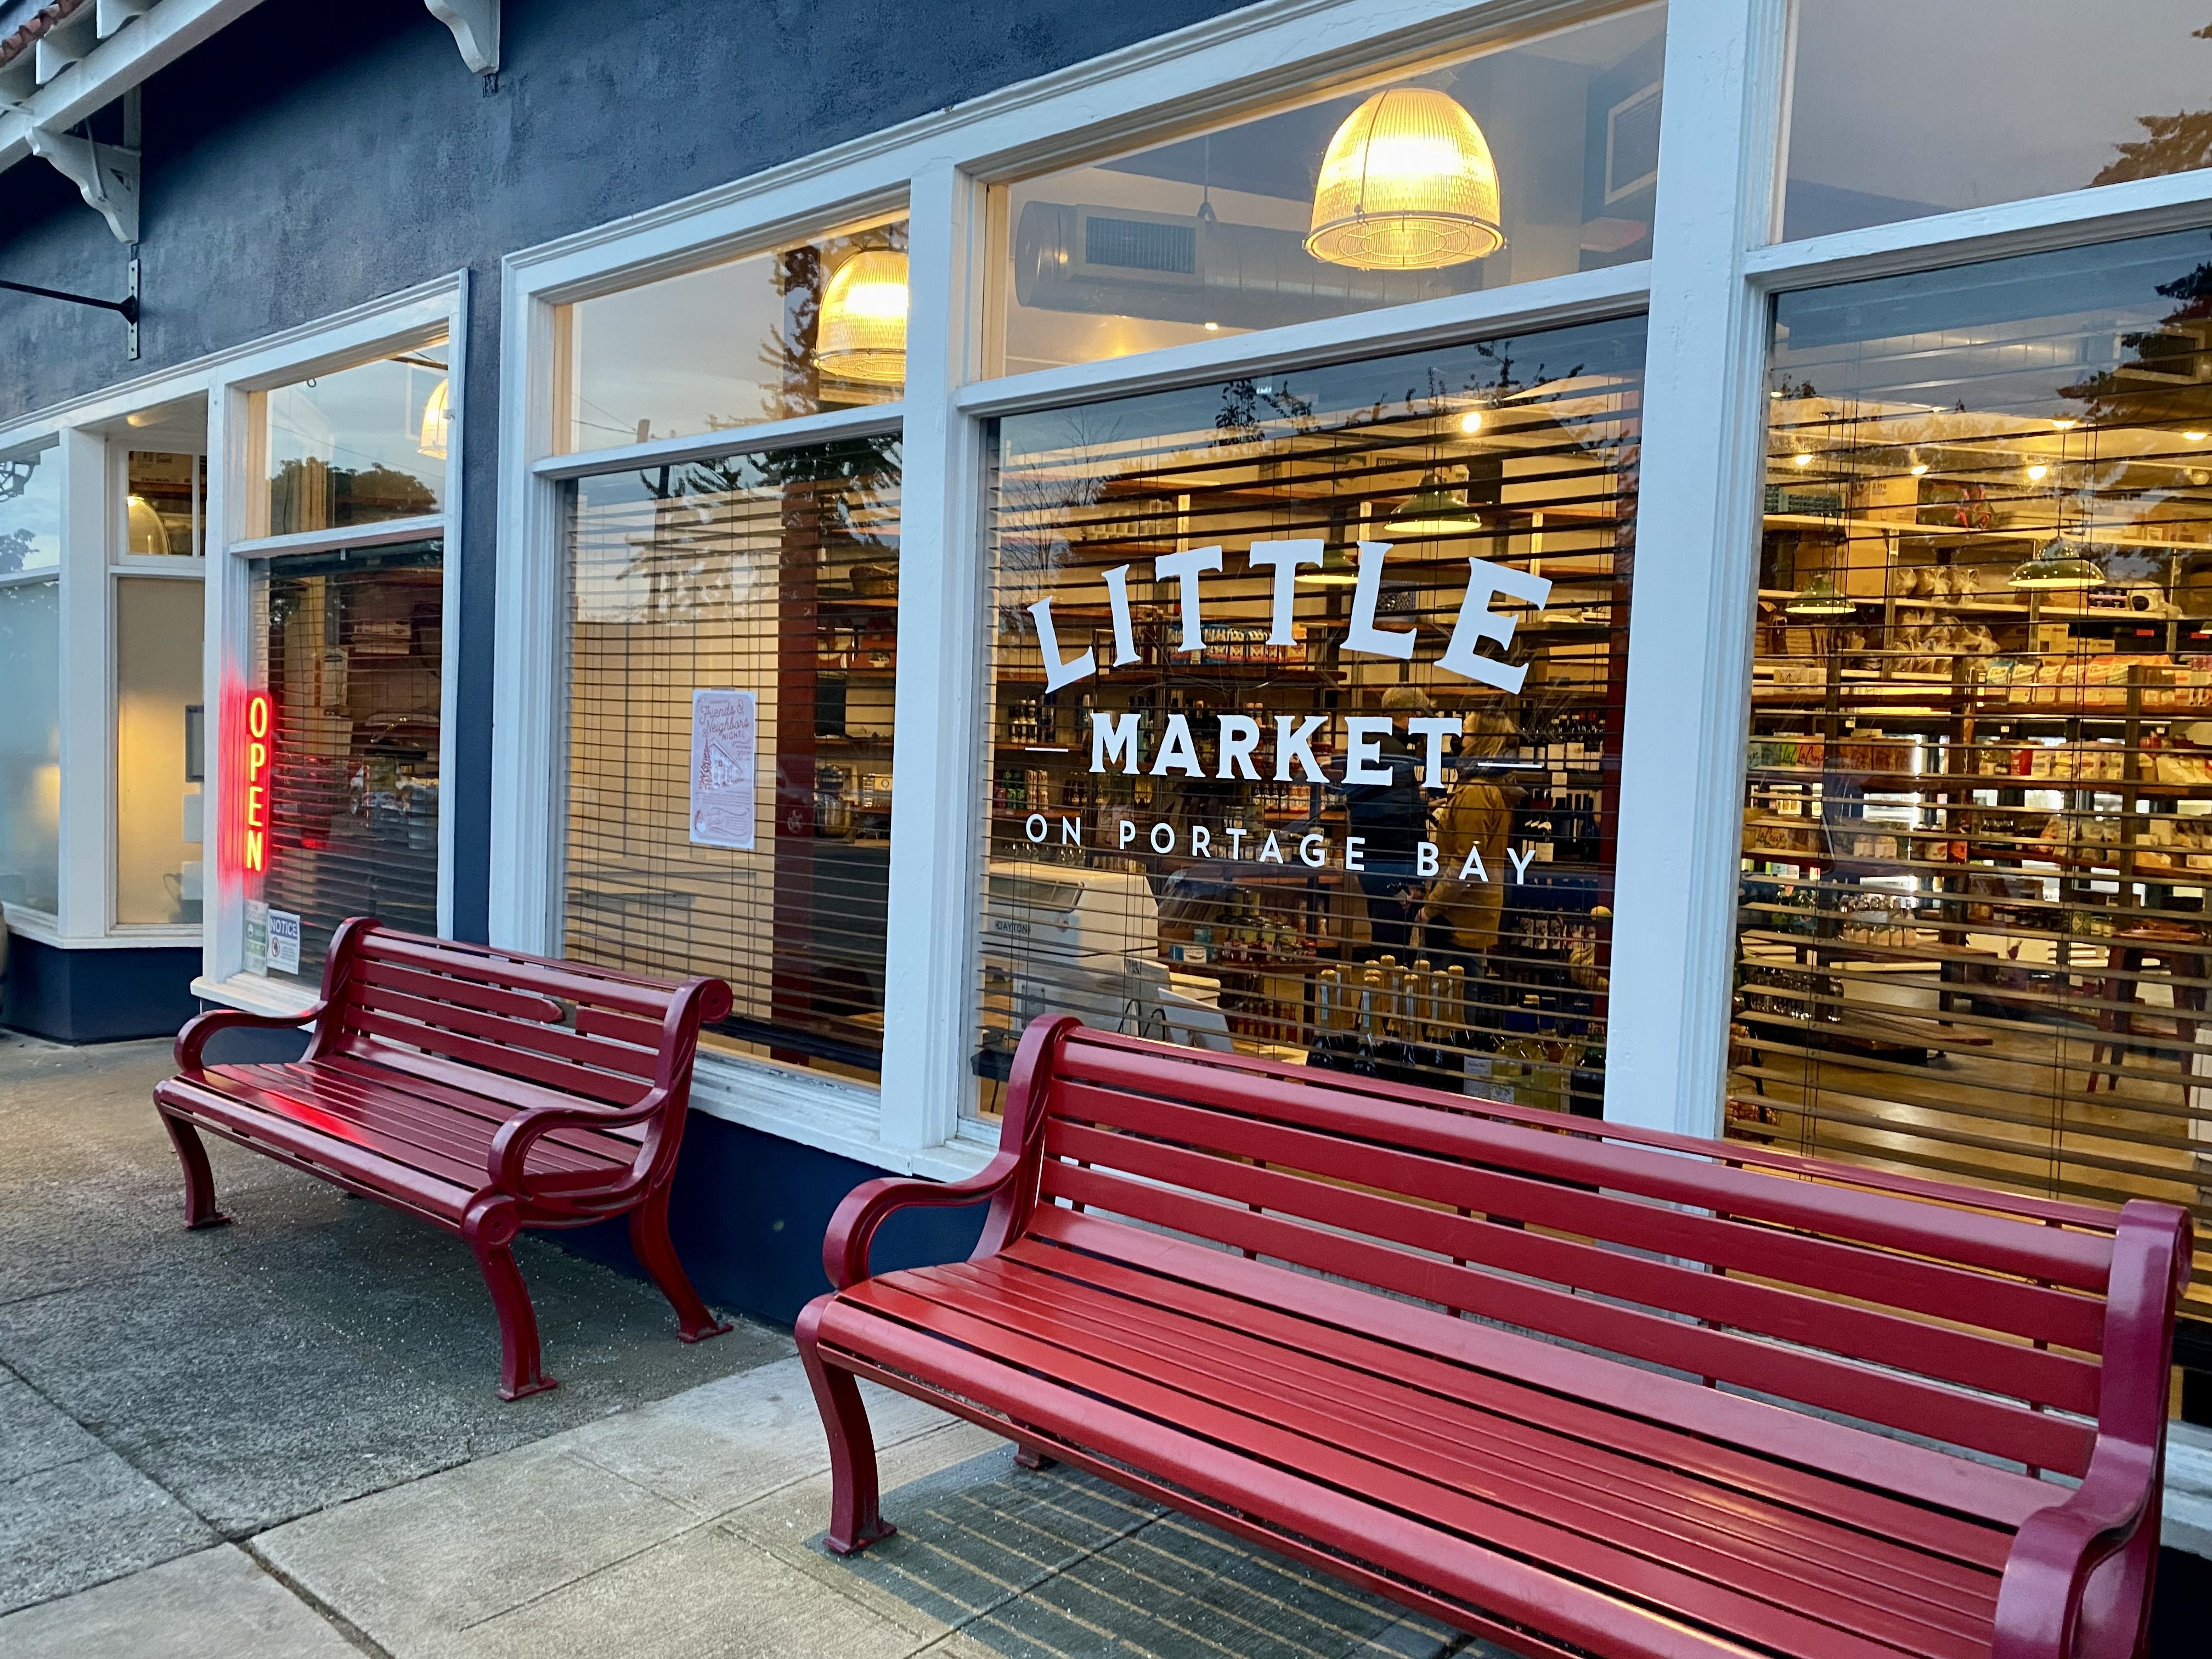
[1014,201,1423,328]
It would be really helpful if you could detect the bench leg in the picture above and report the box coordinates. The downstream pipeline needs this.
[463,1198,556,1401]
[1014,1445,1058,1472]
[797,1299,894,1555]
[629,1187,731,1344]
[158,1111,231,1231]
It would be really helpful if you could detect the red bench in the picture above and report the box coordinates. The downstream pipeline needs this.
[155,918,735,1398]
[801,1014,2192,1659]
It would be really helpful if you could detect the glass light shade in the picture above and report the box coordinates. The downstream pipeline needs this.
[1384,472,1484,535]
[1784,573,1855,616]
[418,377,451,460]
[818,250,910,386]
[125,494,171,557]
[1295,543,1361,586]
[2008,541,2103,590]
[1306,88,1505,271]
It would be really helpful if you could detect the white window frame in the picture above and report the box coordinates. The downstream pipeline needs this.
[0,431,65,940]
[490,0,2212,1175]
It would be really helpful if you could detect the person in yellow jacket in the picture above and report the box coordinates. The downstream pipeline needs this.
[1419,712,1521,966]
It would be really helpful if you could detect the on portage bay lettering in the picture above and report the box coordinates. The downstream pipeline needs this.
[1016,811,1535,884]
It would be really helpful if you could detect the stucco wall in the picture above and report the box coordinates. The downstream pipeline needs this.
[0,0,1251,940]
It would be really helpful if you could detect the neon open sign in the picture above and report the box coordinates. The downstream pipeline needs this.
[242,693,270,873]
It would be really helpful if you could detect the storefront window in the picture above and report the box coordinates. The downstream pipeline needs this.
[1780,1,2212,242]
[566,436,902,1079]
[125,451,205,556]
[995,5,1663,375]
[559,215,908,454]
[0,577,61,915]
[975,317,1645,1117]
[1,438,61,573]
[244,543,442,981]
[257,347,449,538]
[1734,229,2212,1307]
[115,578,205,927]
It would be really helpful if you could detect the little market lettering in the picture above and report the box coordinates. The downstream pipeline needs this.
[1030,538,1552,706]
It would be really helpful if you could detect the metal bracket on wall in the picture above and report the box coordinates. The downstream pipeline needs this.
[425,0,499,76]
[0,255,141,359]
[26,128,139,244]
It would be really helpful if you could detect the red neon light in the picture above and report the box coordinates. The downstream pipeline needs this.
[243,693,271,873]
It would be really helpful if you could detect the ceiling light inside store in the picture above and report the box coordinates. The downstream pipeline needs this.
[2050,418,2078,430]
[819,250,910,385]
[418,378,451,460]
[1306,87,1504,270]
[2025,463,2049,482]
[1296,544,1362,586]
[1385,471,1484,535]
[1791,451,1813,468]
[1784,574,1855,616]
[1459,409,1485,434]
[2187,430,2209,442]
[2008,540,2104,590]
[1908,460,1929,476]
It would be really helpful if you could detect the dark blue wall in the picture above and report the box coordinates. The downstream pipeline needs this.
[0,935,200,1041]
[0,0,1251,943]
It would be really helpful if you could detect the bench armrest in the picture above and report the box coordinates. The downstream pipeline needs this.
[1991,1199,2191,1659]
[486,1088,672,1198]
[174,1002,326,1072]
[823,1153,1029,1291]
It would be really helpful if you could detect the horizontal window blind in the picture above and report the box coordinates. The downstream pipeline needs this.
[977,320,1645,1119]
[566,438,902,1080]
[1735,230,2212,1308]
[249,542,443,983]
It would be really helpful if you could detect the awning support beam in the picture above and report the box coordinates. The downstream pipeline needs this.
[425,0,497,76]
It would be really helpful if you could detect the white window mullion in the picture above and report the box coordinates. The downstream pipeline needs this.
[877,160,985,1153]
[53,427,110,940]
[1602,0,1789,1137]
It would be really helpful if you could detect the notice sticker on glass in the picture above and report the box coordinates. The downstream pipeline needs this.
[690,689,758,850]
[267,909,302,975]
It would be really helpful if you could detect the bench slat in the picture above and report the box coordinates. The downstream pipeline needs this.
[230,1061,631,1179]
[1039,1156,2097,1476]
[339,1010,652,1107]
[1054,1034,2117,1291]
[1043,1103,2103,1415]
[312,1051,646,1148]
[898,1262,1996,1658]
[1020,1206,2064,1530]
[994,1235,2016,1572]
[351,958,568,1024]
[354,932,682,1019]
[1051,1079,2107,1356]
[833,1281,1930,1659]
[351,980,662,1081]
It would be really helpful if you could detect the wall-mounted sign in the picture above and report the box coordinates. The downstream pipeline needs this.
[690,688,757,850]
[266,907,301,974]
[242,692,272,873]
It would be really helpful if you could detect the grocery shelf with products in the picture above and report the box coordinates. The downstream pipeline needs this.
[1731,230,2212,1308]
[973,319,1643,1122]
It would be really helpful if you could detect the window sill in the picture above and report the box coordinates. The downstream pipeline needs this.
[190,973,319,1018]
[687,1052,994,1182]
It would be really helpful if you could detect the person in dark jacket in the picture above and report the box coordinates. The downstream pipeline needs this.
[1342,685,1436,953]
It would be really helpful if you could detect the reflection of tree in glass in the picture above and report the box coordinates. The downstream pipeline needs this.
[2058,257,2212,427]
[269,460,436,532]
[2094,23,2212,185]
[0,529,32,574]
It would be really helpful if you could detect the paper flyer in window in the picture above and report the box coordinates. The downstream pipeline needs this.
[690,689,758,851]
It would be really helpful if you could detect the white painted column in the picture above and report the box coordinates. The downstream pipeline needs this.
[200,385,250,985]
[1602,0,1789,1136]
[53,426,110,940]
[877,160,986,1153]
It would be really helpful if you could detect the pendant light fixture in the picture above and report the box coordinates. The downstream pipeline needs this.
[1306,87,1504,271]
[1784,573,1855,616]
[818,249,909,386]
[1295,543,1361,586]
[2007,540,2103,590]
[1385,470,1485,536]
[417,377,450,460]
